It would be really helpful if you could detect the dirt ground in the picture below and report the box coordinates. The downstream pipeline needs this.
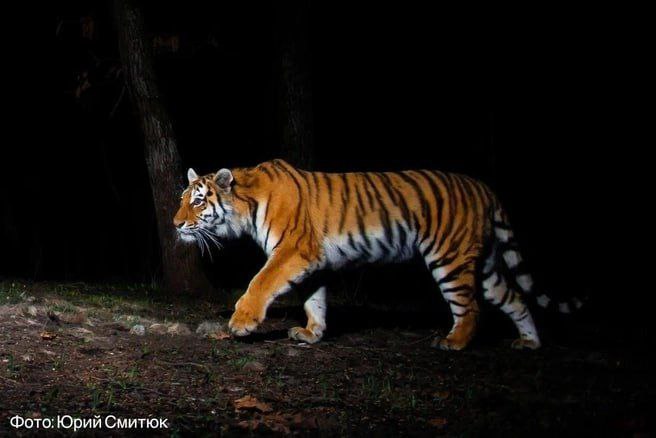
[0,281,653,436]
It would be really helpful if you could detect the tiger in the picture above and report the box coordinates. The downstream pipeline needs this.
[173,159,552,350]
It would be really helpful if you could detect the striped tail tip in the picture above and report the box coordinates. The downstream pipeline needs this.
[536,293,585,313]
[536,294,551,308]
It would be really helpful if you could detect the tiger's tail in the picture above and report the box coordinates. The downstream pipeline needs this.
[492,208,584,314]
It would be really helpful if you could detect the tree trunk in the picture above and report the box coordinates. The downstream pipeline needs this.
[276,0,314,170]
[113,0,212,295]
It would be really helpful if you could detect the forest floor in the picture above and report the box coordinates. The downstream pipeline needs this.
[0,281,653,436]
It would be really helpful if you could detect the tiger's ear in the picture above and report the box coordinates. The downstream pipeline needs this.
[187,168,199,184]
[214,168,234,191]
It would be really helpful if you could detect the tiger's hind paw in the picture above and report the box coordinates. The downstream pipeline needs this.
[288,326,322,344]
[511,337,541,350]
[431,336,468,351]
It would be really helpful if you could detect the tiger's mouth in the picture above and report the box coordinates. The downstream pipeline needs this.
[177,225,223,256]
[177,229,197,243]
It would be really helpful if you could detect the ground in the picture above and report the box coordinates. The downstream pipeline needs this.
[0,281,653,436]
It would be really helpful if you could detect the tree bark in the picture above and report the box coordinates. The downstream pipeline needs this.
[276,0,315,170]
[113,0,212,295]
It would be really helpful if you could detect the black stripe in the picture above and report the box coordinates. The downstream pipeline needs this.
[323,173,334,203]
[375,238,391,258]
[495,288,512,308]
[264,224,272,250]
[362,173,394,243]
[354,178,366,213]
[427,253,458,271]
[374,172,398,206]
[356,211,372,249]
[362,173,383,207]
[448,299,469,308]
[338,174,350,233]
[514,311,530,322]
[441,284,474,295]
[432,172,458,254]
[271,228,287,251]
[347,232,359,251]
[414,170,444,253]
[249,198,259,233]
[259,165,274,179]
[359,173,376,210]
[310,172,320,204]
[435,262,471,286]
[379,172,413,228]
[274,163,304,234]
[396,222,407,249]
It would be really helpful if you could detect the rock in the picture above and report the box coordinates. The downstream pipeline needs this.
[68,327,95,339]
[242,360,266,372]
[130,324,145,336]
[60,311,88,325]
[24,305,38,317]
[148,323,168,335]
[167,323,192,336]
[196,321,226,337]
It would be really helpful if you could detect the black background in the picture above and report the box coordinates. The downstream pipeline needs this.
[2,2,629,318]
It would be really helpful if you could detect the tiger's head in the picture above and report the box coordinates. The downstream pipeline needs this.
[173,167,252,248]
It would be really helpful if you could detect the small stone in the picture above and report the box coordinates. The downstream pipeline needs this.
[148,323,168,335]
[69,327,95,339]
[196,321,225,337]
[60,311,88,325]
[25,305,38,317]
[242,361,266,372]
[130,324,146,336]
[167,323,192,336]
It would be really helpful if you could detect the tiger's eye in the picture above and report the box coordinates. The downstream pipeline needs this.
[192,198,204,206]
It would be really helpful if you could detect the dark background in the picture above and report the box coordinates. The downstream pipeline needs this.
[2,2,618,313]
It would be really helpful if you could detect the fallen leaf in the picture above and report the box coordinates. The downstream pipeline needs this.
[234,395,273,413]
[40,331,57,340]
[428,417,448,428]
[238,414,291,434]
[237,420,257,430]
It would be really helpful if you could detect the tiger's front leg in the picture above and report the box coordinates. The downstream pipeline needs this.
[229,247,314,336]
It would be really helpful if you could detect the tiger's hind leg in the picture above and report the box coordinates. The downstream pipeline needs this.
[427,257,480,351]
[481,250,541,349]
[288,286,327,344]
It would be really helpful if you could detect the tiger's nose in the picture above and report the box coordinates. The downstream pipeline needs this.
[174,218,185,229]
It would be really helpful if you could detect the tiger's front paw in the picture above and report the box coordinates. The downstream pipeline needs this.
[228,297,263,336]
[431,336,468,351]
[288,326,323,344]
